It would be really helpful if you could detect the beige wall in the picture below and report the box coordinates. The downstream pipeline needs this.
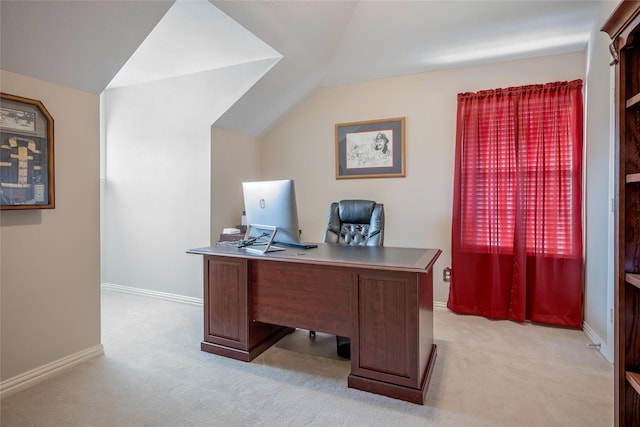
[0,70,101,381]
[211,127,261,243]
[259,52,586,303]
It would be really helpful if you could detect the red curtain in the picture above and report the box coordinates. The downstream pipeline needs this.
[447,80,584,328]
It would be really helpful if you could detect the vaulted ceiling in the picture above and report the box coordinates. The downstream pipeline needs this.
[0,0,602,137]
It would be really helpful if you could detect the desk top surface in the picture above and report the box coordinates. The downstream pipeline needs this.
[188,243,441,273]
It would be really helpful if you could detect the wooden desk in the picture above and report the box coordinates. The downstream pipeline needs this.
[188,243,441,404]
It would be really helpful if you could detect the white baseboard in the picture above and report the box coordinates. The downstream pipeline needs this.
[583,321,613,364]
[101,283,203,306]
[0,344,104,400]
[433,301,448,311]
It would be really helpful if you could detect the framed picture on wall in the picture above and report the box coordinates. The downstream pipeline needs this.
[0,93,55,210]
[335,117,405,179]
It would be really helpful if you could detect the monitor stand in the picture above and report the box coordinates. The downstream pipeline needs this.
[242,224,285,254]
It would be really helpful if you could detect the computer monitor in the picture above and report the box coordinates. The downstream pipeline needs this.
[242,179,302,247]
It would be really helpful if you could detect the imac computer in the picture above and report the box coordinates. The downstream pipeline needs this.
[241,179,317,252]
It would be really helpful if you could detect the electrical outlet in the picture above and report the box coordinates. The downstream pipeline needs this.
[443,267,451,282]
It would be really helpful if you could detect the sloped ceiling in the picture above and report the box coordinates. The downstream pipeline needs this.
[212,0,601,137]
[0,0,602,137]
[107,0,281,89]
[0,0,174,94]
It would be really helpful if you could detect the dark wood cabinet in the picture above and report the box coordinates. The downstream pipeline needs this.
[602,2,640,425]
[348,269,436,404]
[201,255,292,361]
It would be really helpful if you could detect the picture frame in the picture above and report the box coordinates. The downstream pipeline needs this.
[335,117,405,179]
[0,93,55,210]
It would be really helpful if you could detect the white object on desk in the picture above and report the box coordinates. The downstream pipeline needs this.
[222,227,241,234]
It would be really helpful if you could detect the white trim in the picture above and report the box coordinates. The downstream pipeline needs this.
[606,64,616,368]
[433,301,448,311]
[0,344,104,399]
[583,320,613,363]
[101,283,203,306]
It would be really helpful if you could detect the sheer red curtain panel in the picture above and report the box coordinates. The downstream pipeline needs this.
[447,80,584,328]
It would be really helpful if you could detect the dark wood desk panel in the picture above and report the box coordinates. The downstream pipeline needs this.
[251,261,351,337]
[188,243,441,404]
[418,269,436,387]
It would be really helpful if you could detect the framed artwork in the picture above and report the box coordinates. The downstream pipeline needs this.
[335,117,405,179]
[0,93,55,210]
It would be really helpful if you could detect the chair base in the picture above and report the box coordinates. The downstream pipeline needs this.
[336,335,351,359]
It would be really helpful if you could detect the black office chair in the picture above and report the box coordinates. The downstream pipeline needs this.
[312,199,385,359]
[324,200,385,247]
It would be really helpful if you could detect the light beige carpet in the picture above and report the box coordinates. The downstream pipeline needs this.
[1,289,613,426]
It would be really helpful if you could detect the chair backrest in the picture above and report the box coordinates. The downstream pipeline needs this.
[323,200,384,246]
